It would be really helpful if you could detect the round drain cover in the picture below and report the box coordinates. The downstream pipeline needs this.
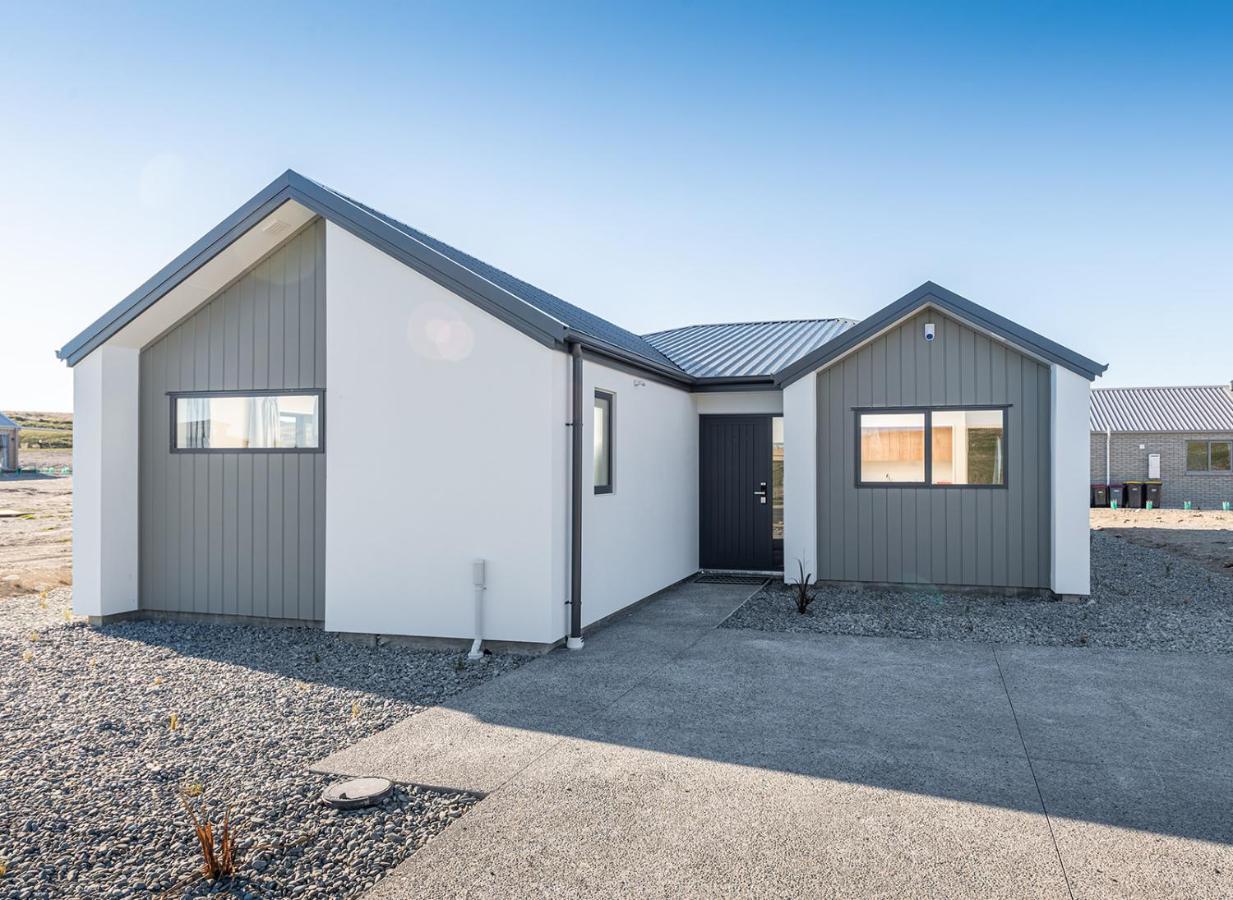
[321,777,394,809]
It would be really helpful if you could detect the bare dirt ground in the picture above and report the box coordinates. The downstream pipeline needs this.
[1091,507,1233,576]
[0,448,72,598]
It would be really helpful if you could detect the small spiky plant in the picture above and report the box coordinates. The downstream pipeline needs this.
[179,795,237,881]
[789,560,818,615]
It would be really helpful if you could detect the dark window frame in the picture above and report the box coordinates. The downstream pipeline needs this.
[168,389,325,454]
[594,389,614,494]
[1186,439,1233,474]
[854,404,1010,490]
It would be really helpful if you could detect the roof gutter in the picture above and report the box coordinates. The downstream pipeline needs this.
[564,329,693,388]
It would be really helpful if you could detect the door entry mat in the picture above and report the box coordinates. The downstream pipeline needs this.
[694,573,771,585]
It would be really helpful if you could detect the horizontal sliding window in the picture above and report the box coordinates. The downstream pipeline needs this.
[858,407,1006,487]
[173,392,322,452]
[1187,439,1232,473]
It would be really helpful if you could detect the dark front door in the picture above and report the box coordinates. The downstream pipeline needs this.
[699,415,774,570]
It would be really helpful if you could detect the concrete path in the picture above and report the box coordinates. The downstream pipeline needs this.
[314,581,1233,898]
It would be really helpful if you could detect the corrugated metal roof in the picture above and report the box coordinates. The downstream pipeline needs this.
[642,318,857,379]
[1090,385,1233,433]
[321,186,683,373]
[0,412,19,429]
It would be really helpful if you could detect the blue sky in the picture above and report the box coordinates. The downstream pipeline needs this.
[2,2,1230,410]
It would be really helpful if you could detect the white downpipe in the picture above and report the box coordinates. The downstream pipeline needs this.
[468,559,486,659]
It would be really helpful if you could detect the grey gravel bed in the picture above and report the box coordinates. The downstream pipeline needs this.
[0,590,524,898]
[722,531,1233,653]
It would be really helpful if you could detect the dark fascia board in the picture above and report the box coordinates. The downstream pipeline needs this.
[58,170,572,367]
[773,281,1109,387]
[691,377,778,393]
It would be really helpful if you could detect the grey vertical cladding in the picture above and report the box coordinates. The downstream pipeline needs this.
[138,220,326,621]
[814,308,1052,589]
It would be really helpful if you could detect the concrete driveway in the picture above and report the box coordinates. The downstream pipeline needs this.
[315,580,1233,898]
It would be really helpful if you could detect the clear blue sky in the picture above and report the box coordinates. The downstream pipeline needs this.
[2,2,1230,411]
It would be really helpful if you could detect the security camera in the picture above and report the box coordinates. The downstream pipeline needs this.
[924,323,936,342]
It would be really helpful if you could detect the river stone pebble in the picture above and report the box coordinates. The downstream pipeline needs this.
[723,531,1233,653]
[0,589,524,897]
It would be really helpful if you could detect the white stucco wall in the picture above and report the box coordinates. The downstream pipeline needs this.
[580,360,699,627]
[72,345,140,619]
[781,375,817,582]
[1051,365,1092,597]
[324,223,563,643]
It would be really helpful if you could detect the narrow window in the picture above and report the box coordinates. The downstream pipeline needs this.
[771,417,785,540]
[172,392,323,451]
[859,412,926,483]
[594,390,613,493]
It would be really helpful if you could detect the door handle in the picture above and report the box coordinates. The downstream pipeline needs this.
[754,482,768,503]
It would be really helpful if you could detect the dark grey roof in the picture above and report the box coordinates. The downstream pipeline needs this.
[643,318,856,379]
[774,281,1108,385]
[1091,385,1233,433]
[0,412,19,430]
[57,171,1106,394]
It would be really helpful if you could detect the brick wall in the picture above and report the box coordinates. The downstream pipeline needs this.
[1089,431,1233,508]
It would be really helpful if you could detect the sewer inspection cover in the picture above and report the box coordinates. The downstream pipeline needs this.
[321,777,394,809]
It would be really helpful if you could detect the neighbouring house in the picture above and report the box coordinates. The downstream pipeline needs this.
[1090,385,1233,509]
[58,171,1106,648]
[0,412,19,471]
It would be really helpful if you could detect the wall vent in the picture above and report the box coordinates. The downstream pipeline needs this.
[262,219,293,237]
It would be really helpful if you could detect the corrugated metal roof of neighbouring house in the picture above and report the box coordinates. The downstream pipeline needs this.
[0,412,19,429]
[318,185,684,373]
[642,318,858,379]
[1090,385,1233,433]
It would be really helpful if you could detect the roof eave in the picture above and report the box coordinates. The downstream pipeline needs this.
[773,281,1109,387]
[57,170,573,367]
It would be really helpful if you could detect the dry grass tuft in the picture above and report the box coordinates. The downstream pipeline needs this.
[179,794,238,881]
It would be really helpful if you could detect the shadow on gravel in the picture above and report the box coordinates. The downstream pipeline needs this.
[97,617,517,707]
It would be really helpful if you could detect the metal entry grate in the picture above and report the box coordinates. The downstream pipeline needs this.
[694,573,770,585]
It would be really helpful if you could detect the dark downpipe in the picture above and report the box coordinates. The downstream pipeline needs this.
[568,342,584,648]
